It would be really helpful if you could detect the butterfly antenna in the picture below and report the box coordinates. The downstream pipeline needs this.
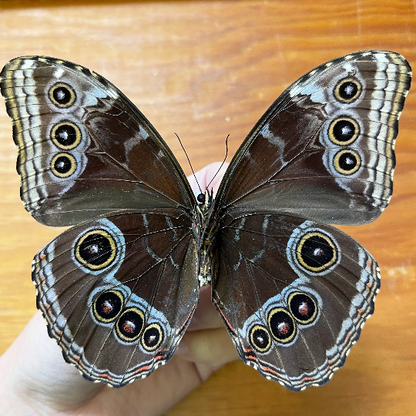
[206,134,230,190]
[174,132,204,197]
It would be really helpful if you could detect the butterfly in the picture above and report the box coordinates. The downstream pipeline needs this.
[0,51,411,391]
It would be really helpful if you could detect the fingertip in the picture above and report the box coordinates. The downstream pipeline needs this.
[176,328,239,369]
[187,162,229,195]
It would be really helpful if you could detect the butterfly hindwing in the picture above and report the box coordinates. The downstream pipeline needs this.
[213,212,380,391]
[32,210,199,386]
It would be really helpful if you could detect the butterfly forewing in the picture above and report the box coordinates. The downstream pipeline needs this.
[215,51,411,225]
[0,56,195,226]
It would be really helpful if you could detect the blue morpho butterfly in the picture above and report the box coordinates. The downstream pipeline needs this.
[0,51,411,390]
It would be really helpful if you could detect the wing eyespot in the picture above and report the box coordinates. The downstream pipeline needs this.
[141,323,164,351]
[51,122,82,150]
[268,308,296,344]
[116,308,145,343]
[328,117,360,145]
[249,325,272,353]
[75,229,117,270]
[93,290,124,323]
[48,82,76,108]
[333,149,361,175]
[334,77,362,103]
[50,152,77,178]
[288,292,318,325]
[296,231,338,273]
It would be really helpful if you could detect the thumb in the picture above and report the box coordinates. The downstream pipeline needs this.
[187,162,229,196]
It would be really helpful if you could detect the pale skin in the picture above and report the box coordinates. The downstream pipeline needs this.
[0,163,239,416]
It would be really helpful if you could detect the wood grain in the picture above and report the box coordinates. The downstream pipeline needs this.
[0,1,415,415]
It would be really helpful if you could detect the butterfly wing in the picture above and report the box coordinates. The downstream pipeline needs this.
[212,50,411,389]
[0,56,194,226]
[33,210,199,386]
[213,212,379,390]
[215,50,411,225]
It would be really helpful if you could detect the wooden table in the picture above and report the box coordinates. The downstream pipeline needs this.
[0,1,415,415]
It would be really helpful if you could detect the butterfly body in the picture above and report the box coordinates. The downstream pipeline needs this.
[0,51,411,390]
[191,194,218,286]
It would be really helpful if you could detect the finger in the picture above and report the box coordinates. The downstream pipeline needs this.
[176,326,239,368]
[187,162,229,195]
[0,311,103,412]
[187,286,223,331]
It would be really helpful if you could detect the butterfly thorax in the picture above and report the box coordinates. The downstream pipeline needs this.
[192,191,218,287]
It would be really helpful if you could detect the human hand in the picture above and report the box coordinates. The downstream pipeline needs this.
[0,163,238,416]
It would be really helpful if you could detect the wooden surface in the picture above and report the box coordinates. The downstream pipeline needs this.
[0,1,415,415]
